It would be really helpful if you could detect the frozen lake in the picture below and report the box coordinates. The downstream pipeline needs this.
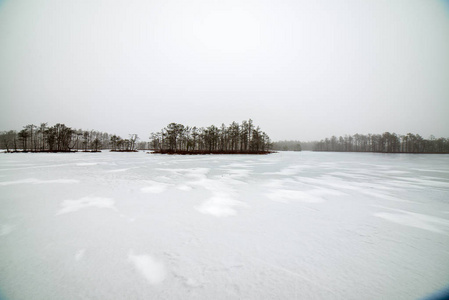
[1,151,448,299]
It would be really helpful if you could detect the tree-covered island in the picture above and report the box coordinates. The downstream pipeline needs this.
[0,123,139,152]
[149,119,273,154]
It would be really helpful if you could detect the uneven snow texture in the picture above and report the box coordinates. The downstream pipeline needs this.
[1,151,449,299]
[128,250,167,285]
[56,196,116,215]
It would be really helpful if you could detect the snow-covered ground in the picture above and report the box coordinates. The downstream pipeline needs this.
[1,151,448,299]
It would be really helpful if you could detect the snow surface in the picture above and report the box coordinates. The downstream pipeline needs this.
[0,151,448,299]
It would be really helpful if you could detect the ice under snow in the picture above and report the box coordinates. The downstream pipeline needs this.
[0,151,448,299]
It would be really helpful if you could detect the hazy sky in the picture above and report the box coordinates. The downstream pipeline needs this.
[1,0,448,141]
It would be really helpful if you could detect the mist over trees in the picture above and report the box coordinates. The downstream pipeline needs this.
[314,133,449,153]
[149,119,272,154]
[272,141,302,151]
[0,123,139,152]
[272,140,317,151]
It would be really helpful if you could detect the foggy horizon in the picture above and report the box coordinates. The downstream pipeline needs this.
[1,0,449,142]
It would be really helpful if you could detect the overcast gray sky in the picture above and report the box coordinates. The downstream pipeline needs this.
[1,0,448,141]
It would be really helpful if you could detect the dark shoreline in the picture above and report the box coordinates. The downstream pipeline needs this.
[2,150,101,153]
[149,150,275,155]
[313,150,449,154]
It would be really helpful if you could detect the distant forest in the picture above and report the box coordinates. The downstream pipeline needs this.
[3,124,448,155]
[149,120,272,154]
[0,123,141,152]
[314,133,449,153]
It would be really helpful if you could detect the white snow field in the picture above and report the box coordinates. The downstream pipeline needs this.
[1,151,449,300]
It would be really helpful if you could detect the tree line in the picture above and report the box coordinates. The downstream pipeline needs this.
[149,119,272,154]
[314,132,449,153]
[0,123,140,152]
